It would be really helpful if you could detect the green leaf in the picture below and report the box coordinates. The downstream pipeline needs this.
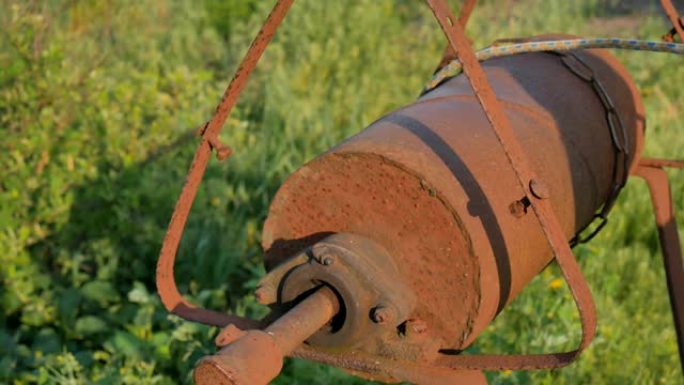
[127,282,151,304]
[107,331,143,358]
[58,288,82,323]
[31,328,62,355]
[80,281,119,305]
[75,316,108,336]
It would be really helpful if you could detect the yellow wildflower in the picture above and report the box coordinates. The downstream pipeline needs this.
[549,278,563,289]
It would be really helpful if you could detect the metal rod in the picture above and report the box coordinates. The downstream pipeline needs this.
[661,0,684,42]
[194,286,339,385]
[639,158,684,170]
[437,0,478,69]
[266,286,340,355]
[155,0,295,328]
[635,165,684,372]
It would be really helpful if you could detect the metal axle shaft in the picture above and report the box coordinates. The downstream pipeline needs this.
[194,286,339,385]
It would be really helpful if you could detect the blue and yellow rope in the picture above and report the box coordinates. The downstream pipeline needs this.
[424,38,684,93]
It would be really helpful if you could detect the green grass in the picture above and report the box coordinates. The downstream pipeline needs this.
[1,0,682,384]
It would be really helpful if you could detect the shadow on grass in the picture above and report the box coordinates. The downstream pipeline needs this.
[20,131,282,382]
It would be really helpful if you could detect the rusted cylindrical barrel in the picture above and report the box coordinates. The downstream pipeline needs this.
[262,47,644,353]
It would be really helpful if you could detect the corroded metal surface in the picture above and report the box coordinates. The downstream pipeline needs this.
[635,161,684,371]
[274,234,416,350]
[194,286,339,385]
[263,154,479,350]
[264,37,644,370]
[292,345,487,385]
[153,0,684,383]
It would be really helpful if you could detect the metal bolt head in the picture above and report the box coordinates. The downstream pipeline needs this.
[311,245,335,266]
[321,256,334,266]
[509,200,527,218]
[371,306,396,325]
[215,145,233,161]
[529,179,550,199]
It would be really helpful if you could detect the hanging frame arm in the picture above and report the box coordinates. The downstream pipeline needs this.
[635,159,684,372]
[155,0,294,328]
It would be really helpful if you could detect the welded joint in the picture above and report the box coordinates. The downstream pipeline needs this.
[196,121,233,161]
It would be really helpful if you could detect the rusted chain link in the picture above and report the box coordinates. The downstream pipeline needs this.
[559,52,630,245]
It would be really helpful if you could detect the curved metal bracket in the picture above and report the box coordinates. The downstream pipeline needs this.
[155,0,294,329]
[634,159,684,372]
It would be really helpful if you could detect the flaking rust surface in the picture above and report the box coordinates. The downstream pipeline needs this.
[262,152,479,349]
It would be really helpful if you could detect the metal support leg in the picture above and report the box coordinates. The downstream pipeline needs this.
[635,162,684,371]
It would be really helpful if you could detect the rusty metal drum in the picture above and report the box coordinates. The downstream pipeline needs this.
[261,46,644,354]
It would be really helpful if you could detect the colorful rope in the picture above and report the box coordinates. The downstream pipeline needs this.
[424,38,684,93]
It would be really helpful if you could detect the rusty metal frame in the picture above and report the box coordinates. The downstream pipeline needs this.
[424,0,597,370]
[661,0,684,42]
[628,0,682,365]
[435,0,477,70]
[156,0,488,382]
[156,0,294,330]
[155,0,483,334]
[156,0,684,381]
[634,159,684,371]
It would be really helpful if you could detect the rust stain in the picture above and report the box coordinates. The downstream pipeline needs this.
[153,0,683,382]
